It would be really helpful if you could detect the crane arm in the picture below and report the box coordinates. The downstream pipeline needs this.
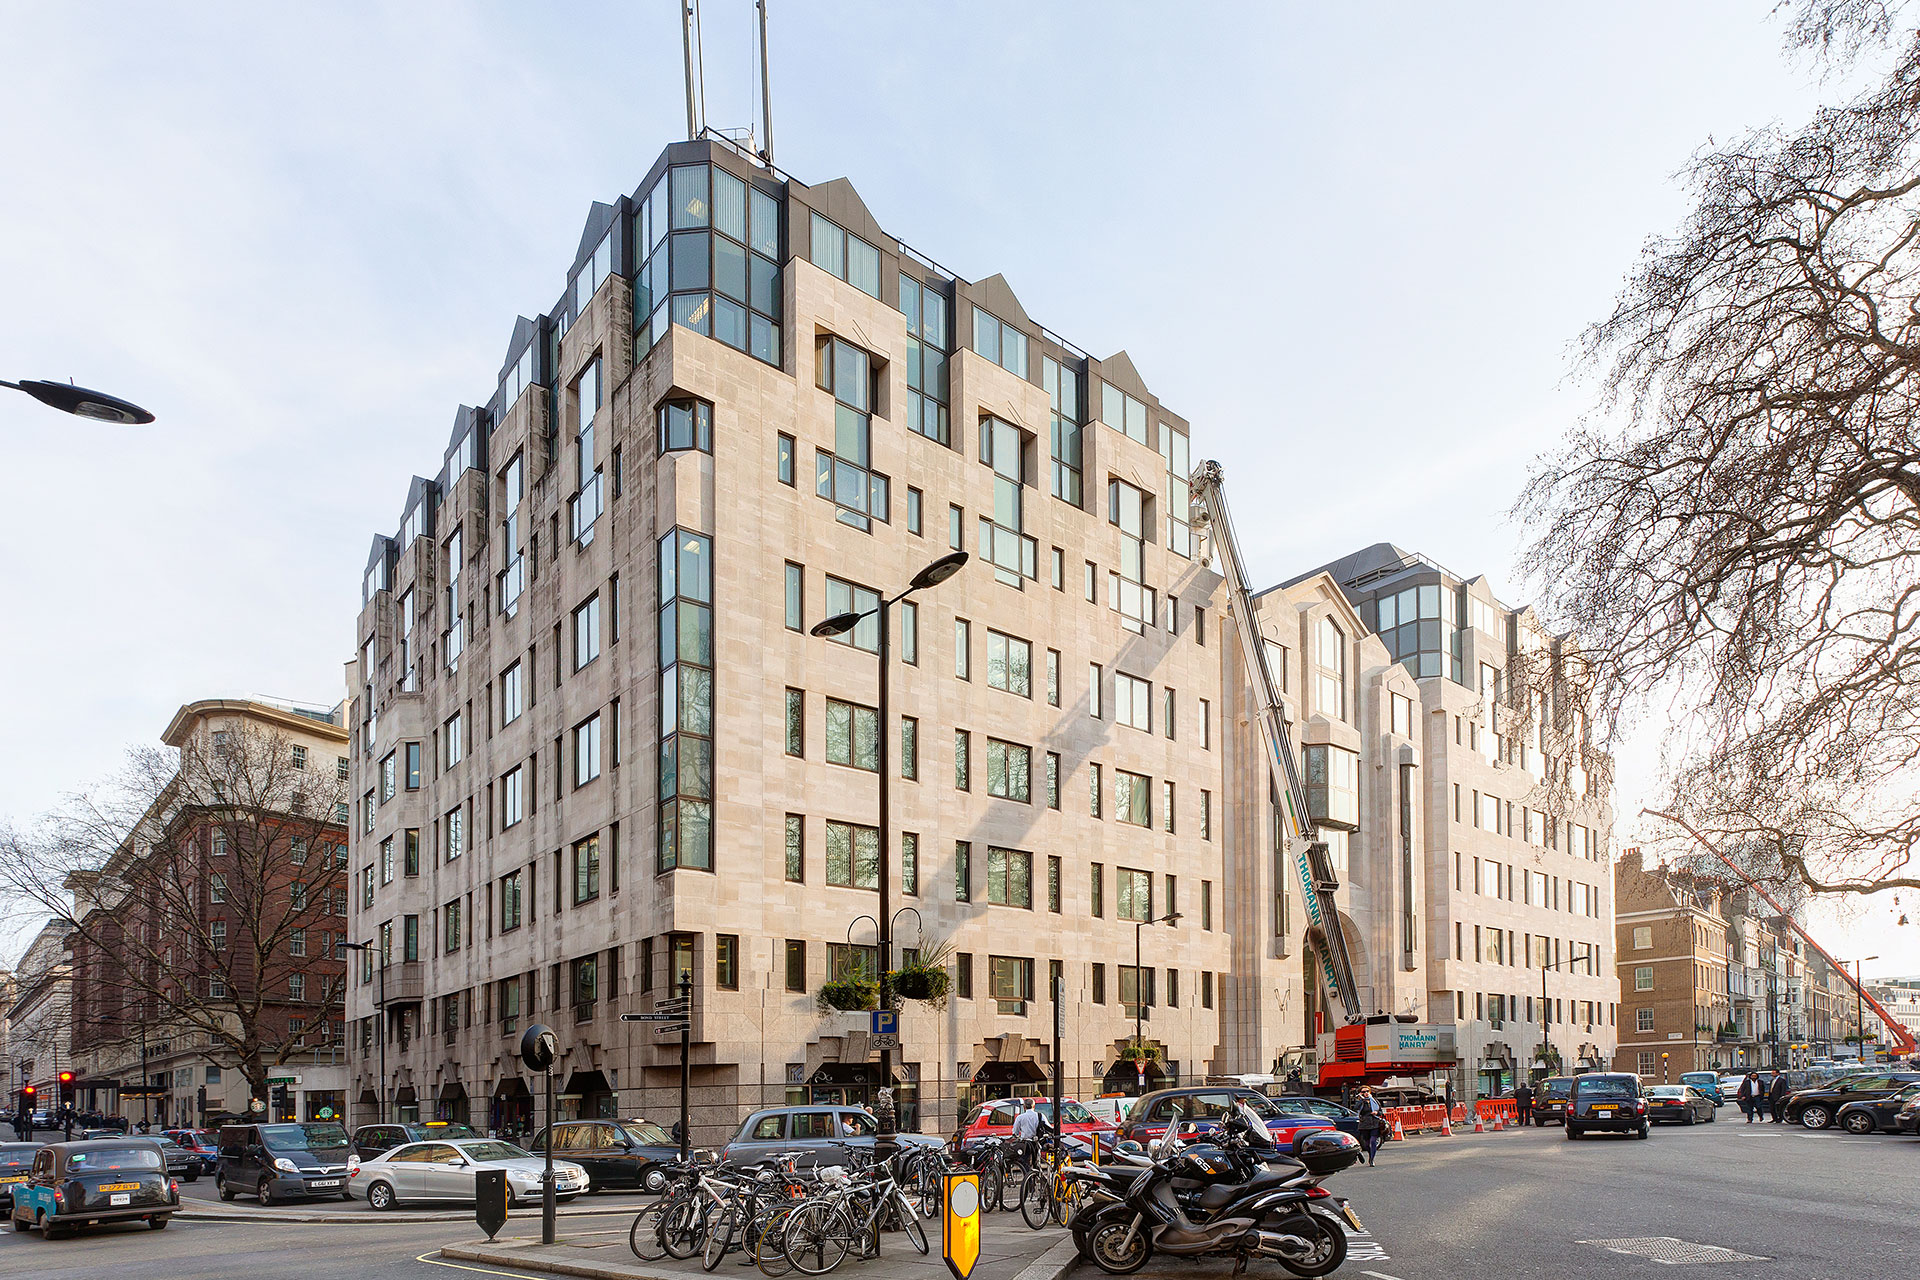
[1644,809,1917,1058]
[1190,460,1363,1025]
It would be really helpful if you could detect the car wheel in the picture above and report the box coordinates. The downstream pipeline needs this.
[257,1178,276,1207]
[1801,1106,1833,1130]
[366,1181,396,1212]
[1842,1112,1875,1135]
[12,1211,28,1232]
[643,1165,668,1194]
[216,1175,234,1202]
[1683,1110,1696,1126]
[185,1171,199,1183]
[1637,1124,1650,1139]
[1565,1124,1581,1140]
[148,1216,169,1230]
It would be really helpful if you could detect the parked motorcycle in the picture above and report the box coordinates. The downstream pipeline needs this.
[1073,1100,1363,1277]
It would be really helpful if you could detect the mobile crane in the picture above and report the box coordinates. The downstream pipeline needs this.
[1189,461,1364,1026]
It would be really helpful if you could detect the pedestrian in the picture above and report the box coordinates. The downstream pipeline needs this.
[1356,1086,1386,1167]
[1010,1097,1043,1173]
[1736,1072,1756,1123]
[1514,1080,1534,1126]
[1768,1071,1791,1123]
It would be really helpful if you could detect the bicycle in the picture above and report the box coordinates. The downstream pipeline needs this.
[1018,1141,1089,1229]
[781,1144,930,1275]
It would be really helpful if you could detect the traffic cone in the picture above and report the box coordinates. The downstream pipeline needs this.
[1390,1117,1406,1142]
[1441,1113,1454,1136]
[1473,1112,1485,1133]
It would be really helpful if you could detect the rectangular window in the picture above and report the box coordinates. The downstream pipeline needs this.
[1633,926,1652,949]
[784,563,804,632]
[955,729,970,791]
[950,504,963,551]
[1162,780,1175,833]
[381,751,396,802]
[1085,560,1097,602]
[785,814,804,882]
[972,307,1029,378]
[907,486,924,534]
[902,600,918,665]
[1043,355,1082,505]
[502,662,523,725]
[574,594,602,670]
[404,741,421,791]
[501,871,524,931]
[812,212,880,298]
[813,335,887,530]
[1199,699,1211,749]
[902,831,919,895]
[985,630,1031,696]
[1117,868,1152,921]
[777,432,796,485]
[1201,790,1212,840]
[445,807,465,861]
[573,714,603,785]
[1046,751,1060,810]
[955,841,972,902]
[988,955,1034,1014]
[785,940,806,992]
[1114,769,1151,827]
[1114,673,1152,731]
[955,618,971,679]
[1100,380,1150,445]
[1636,1007,1656,1033]
[445,713,463,767]
[957,952,974,999]
[1304,743,1360,829]
[573,834,601,904]
[1047,854,1062,913]
[898,715,919,780]
[444,898,463,952]
[1089,762,1102,818]
[1634,965,1654,992]
[900,274,950,444]
[658,397,713,453]
[825,820,879,890]
[716,934,739,989]
[1092,963,1106,1003]
[785,688,805,757]
[1051,547,1065,589]
[503,767,524,827]
[1046,649,1060,707]
[1091,863,1104,918]
[986,847,1033,908]
[823,576,880,652]
[1088,663,1103,718]
[977,414,1038,585]
[985,738,1031,802]
[825,697,879,771]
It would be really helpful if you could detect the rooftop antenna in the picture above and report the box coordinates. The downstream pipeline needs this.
[679,0,703,139]
[756,0,775,164]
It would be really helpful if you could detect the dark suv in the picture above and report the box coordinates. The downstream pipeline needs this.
[1784,1071,1920,1130]
[1566,1073,1648,1140]
[1531,1077,1573,1126]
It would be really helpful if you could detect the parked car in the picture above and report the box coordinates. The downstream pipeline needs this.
[1267,1095,1363,1139]
[722,1106,942,1168]
[349,1121,479,1162]
[954,1098,1118,1152]
[1115,1087,1336,1151]
[214,1122,354,1205]
[1566,1073,1648,1139]
[1679,1072,1725,1105]
[1080,1097,1136,1128]
[526,1119,682,1192]
[0,1142,43,1209]
[1785,1072,1920,1130]
[8,1139,178,1236]
[151,1136,202,1182]
[1895,1090,1920,1135]
[1836,1081,1920,1134]
[1644,1085,1716,1125]
[162,1130,218,1175]
[356,1138,587,1211]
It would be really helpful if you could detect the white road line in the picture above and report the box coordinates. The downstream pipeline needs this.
[417,1251,546,1280]
[1362,1270,1407,1280]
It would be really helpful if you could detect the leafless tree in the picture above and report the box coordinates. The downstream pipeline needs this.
[0,723,348,1104]
[1519,1,1920,900]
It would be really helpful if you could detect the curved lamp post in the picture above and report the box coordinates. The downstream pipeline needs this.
[2,378,154,424]
[809,551,968,1141]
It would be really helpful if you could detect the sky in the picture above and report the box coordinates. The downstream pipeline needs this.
[1,1,1912,976]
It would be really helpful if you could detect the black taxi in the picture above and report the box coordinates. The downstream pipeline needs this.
[1530,1077,1573,1126]
[8,1138,179,1236]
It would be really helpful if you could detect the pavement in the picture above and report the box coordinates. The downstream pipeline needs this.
[169,1174,651,1223]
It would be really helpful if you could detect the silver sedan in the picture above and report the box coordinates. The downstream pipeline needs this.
[355,1138,590,1210]
[1644,1085,1716,1125]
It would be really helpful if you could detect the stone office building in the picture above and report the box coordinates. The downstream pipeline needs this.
[345,137,1239,1139]
[1304,545,1619,1097]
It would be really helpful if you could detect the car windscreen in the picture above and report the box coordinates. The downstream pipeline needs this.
[419,1124,477,1139]
[258,1124,350,1153]
[621,1121,675,1146]
[1540,1080,1572,1098]
[457,1141,529,1162]
[67,1147,162,1171]
[1576,1079,1637,1101]
[1645,1087,1686,1098]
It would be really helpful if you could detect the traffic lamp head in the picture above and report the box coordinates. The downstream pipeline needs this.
[21,1085,34,1099]
[57,1072,74,1085]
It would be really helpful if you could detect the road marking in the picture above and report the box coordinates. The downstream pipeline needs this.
[1362,1271,1407,1280]
[416,1252,547,1280]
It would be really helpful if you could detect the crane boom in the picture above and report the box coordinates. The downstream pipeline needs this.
[1645,809,1917,1059]
[1190,460,1364,1025]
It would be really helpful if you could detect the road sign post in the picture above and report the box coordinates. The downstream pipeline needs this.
[677,978,692,1161]
[519,1024,558,1245]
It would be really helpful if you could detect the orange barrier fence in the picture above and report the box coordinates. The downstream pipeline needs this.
[1378,1100,1515,1135]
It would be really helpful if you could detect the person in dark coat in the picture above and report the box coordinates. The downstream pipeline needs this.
[1514,1081,1534,1126]
[1355,1087,1387,1166]
[1768,1072,1792,1123]
[1736,1072,1757,1123]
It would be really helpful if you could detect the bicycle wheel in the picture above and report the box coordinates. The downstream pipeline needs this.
[661,1196,707,1260]
[1019,1171,1052,1230]
[702,1206,737,1272]
[782,1200,851,1277]
[979,1164,1003,1215]
[629,1200,672,1261]
[754,1204,799,1279]
[896,1193,930,1255]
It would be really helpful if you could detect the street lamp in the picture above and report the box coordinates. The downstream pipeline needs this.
[1,377,153,424]
[1132,911,1182,1090]
[809,550,968,1141]
[341,941,387,1124]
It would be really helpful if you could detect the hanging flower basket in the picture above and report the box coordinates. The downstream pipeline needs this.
[817,978,878,1013]
[1118,1044,1159,1062]
[891,966,951,1006]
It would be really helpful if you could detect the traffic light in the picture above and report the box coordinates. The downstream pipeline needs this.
[57,1072,74,1103]
[271,1083,289,1116]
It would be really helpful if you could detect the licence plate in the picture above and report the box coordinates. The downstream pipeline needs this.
[101,1183,141,1192]
[1341,1205,1364,1232]
[309,1180,341,1188]
[110,1193,131,1206]
[0,1176,25,1184]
